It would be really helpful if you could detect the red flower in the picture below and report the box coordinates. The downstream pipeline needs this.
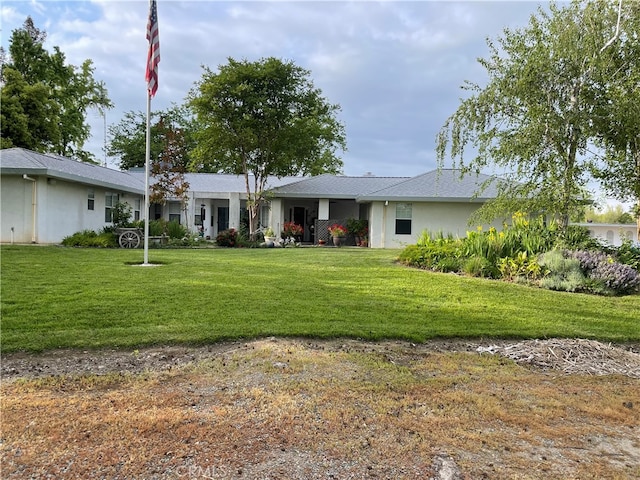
[328,224,347,237]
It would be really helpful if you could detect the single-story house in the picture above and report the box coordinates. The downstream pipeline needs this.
[0,147,523,247]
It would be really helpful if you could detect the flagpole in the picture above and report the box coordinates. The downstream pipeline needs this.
[143,0,158,265]
[143,90,151,265]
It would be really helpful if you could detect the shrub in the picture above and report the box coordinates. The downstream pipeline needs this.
[112,202,133,228]
[148,219,166,236]
[571,250,609,273]
[166,220,187,239]
[569,248,640,295]
[434,256,461,273]
[589,259,640,295]
[167,233,200,247]
[398,245,429,268]
[462,256,495,278]
[615,239,640,270]
[557,225,603,250]
[538,250,586,292]
[216,228,237,247]
[62,229,117,248]
[498,252,545,282]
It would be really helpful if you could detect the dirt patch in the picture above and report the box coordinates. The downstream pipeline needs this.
[3,338,639,380]
[1,338,640,479]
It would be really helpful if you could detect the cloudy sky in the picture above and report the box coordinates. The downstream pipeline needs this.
[2,1,545,176]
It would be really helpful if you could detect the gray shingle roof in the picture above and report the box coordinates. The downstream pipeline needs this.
[1,148,144,193]
[356,169,501,202]
[1,148,501,202]
[127,171,302,194]
[270,174,408,199]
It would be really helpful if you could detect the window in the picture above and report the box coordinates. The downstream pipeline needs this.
[87,189,95,211]
[105,192,119,222]
[260,204,270,229]
[133,199,141,221]
[395,203,412,235]
[606,230,614,244]
[168,202,181,224]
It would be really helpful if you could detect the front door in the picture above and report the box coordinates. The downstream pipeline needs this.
[217,206,229,232]
[294,206,306,241]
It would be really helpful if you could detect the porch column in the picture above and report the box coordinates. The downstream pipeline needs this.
[369,201,386,249]
[269,198,284,234]
[228,192,241,230]
[318,198,329,220]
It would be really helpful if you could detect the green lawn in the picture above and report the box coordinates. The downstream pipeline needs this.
[1,245,638,352]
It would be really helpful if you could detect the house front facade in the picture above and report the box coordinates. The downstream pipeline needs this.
[2,147,536,248]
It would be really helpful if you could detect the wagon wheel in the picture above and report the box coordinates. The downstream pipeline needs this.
[119,230,141,248]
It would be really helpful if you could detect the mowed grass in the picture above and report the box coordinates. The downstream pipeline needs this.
[1,245,638,352]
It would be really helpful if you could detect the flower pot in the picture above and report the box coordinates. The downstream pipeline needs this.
[332,236,344,247]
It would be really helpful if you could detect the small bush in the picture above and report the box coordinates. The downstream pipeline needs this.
[557,225,603,250]
[570,248,640,295]
[590,261,640,295]
[166,220,187,239]
[216,228,238,247]
[112,202,133,228]
[538,250,586,293]
[167,234,200,247]
[615,239,640,270]
[571,250,608,273]
[62,229,117,248]
[462,256,495,278]
[434,256,461,273]
[148,219,166,236]
[498,252,545,281]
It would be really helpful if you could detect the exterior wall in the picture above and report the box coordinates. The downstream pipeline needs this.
[574,223,638,246]
[1,174,142,244]
[370,200,502,248]
[1,175,36,243]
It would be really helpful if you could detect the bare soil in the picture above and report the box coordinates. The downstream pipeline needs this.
[2,338,639,479]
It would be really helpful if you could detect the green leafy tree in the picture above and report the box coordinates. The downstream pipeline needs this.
[188,57,346,237]
[107,105,197,170]
[436,1,619,231]
[590,2,640,238]
[583,204,634,224]
[0,17,112,162]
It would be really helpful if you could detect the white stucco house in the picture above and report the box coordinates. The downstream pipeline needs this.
[1,148,145,244]
[2,147,514,247]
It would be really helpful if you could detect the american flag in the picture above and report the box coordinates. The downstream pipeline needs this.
[145,0,160,98]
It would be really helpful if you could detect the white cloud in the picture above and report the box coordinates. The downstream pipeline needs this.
[2,0,540,175]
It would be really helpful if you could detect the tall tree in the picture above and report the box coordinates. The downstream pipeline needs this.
[436,1,618,231]
[0,17,112,162]
[107,105,197,170]
[188,57,346,237]
[590,1,640,238]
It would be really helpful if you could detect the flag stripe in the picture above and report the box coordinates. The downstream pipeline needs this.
[145,0,160,97]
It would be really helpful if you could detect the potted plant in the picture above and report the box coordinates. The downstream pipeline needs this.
[347,218,368,246]
[282,221,304,241]
[263,227,275,243]
[328,223,347,246]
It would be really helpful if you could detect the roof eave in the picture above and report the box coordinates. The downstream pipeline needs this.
[356,196,494,203]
